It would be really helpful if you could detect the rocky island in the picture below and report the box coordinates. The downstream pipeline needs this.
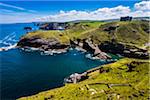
[17,19,149,99]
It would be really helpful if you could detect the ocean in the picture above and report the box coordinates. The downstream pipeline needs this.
[0,23,116,99]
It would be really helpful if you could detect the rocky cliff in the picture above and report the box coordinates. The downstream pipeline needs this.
[17,20,149,59]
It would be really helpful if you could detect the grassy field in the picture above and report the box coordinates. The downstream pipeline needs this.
[18,58,150,100]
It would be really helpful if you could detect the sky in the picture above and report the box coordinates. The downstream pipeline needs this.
[0,0,149,23]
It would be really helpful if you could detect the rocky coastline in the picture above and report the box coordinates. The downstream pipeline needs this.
[17,19,149,84]
[17,37,113,60]
[17,20,149,60]
[17,36,149,60]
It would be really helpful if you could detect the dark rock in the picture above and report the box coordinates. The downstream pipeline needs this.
[82,40,95,54]
[17,37,69,50]
[99,41,149,59]
[132,94,138,97]
[24,27,32,30]
[126,61,145,72]
[99,67,110,73]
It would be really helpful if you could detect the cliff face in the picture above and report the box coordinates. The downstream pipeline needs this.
[99,41,149,59]
[17,20,149,59]
[18,37,69,50]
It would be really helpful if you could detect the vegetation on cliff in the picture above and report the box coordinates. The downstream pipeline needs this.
[18,20,149,59]
[18,58,150,100]
[19,20,149,46]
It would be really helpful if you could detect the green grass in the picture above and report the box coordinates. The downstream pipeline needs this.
[22,21,149,47]
[18,58,150,100]
[23,21,105,44]
[79,20,149,46]
[115,21,149,46]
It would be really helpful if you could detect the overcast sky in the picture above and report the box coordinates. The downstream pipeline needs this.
[0,0,149,23]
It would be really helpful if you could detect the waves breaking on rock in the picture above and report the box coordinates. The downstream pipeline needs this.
[0,32,18,52]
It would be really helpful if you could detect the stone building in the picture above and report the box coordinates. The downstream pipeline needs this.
[120,16,132,21]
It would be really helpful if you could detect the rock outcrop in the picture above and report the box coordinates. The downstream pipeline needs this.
[17,37,69,52]
[99,41,149,59]
[64,72,88,83]
[70,39,111,59]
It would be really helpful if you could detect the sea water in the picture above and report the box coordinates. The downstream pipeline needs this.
[0,23,117,99]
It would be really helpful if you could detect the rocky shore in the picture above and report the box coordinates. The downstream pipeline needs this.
[17,37,69,55]
[17,37,113,59]
[17,36,149,60]
[0,43,17,51]
[17,20,149,59]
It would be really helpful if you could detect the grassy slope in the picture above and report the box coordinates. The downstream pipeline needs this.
[23,21,104,44]
[22,20,149,47]
[79,21,149,46]
[18,58,150,100]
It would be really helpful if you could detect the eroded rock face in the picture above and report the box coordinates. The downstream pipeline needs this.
[99,41,149,59]
[70,39,111,59]
[17,37,69,50]
[17,36,149,59]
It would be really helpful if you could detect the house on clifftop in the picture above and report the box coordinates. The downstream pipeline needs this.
[120,16,132,21]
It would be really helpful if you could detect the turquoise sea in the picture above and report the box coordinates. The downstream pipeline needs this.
[0,23,117,99]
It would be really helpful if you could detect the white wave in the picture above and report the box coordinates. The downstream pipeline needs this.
[2,32,15,42]
[23,49,33,52]
[0,32,18,47]
[11,39,18,42]
[2,41,11,46]
[7,34,16,41]
[0,40,2,43]
[0,43,17,51]
[73,53,77,56]
[43,51,53,55]
[7,38,18,42]
[40,51,53,56]
[2,35,10,41]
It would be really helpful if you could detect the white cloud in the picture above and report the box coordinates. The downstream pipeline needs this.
[36,5,143,22]
[0,12,41,23]
[28,10,38,13]
[0,1,149,23]
[0,2,25,10]
[134,1,150,11]
[37,1,150,22]
[0,2,37,13]
[0,9,14,13]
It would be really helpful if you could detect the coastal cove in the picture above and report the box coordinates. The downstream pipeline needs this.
[0,22,118,99]
[1,19,149,99]
[0,47,118,99]
[0,0,150,99]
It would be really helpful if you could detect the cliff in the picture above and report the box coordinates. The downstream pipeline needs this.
[17,20,149,59]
